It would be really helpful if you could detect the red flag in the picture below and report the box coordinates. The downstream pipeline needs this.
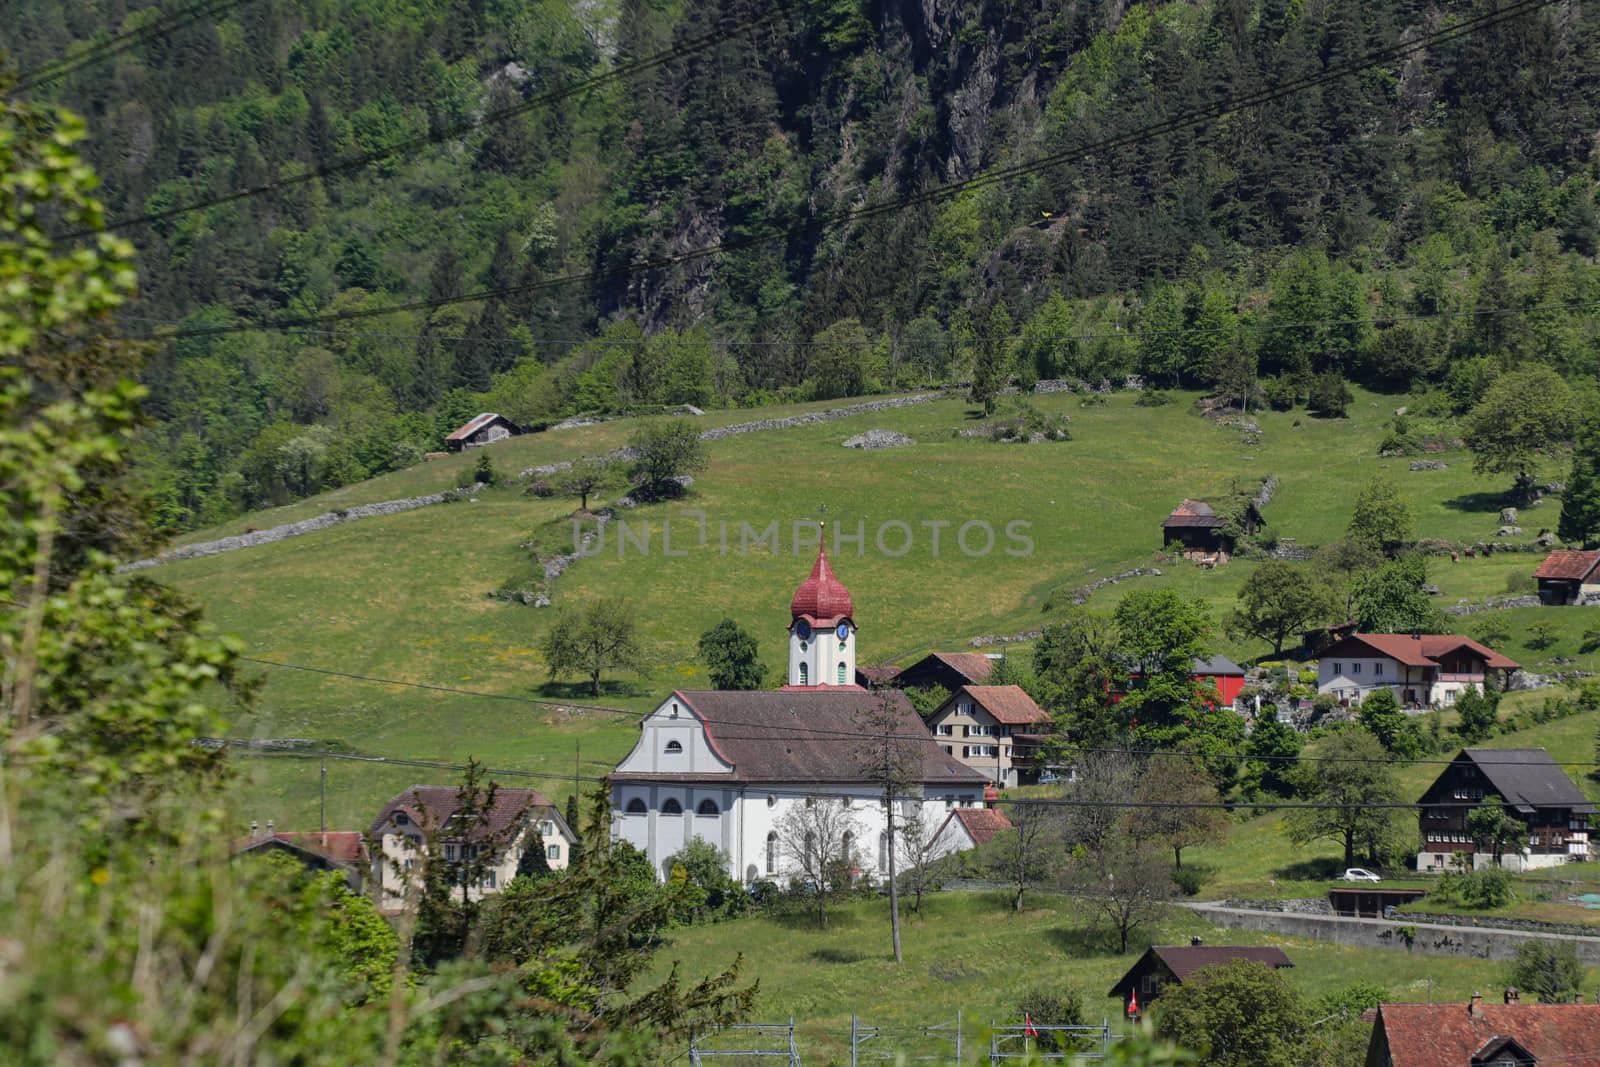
[1024,1013,1038,1038]
[1127,991,1139,1016]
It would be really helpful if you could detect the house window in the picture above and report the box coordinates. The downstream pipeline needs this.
[837,663,847,684]
[1333,663,1342,675]
[394,812,409,825]
[1352,662,1361,675]
[662,798,683,815]
[547,844,560,860]
[1375,663,1384,677]
[697,798,720,816]
[766,832,778,874]
[969,723,992,737]
[625,798,647,815]
[444,843,458,861]
[878,832,889,873]
[482,870,497,890]
[665,740,683,754]
[799,663,808,685]
[943,745,953,755]
[936,724,953,736]
[539,821,554,837]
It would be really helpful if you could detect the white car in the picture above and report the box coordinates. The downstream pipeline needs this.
[1342,868,1382,883]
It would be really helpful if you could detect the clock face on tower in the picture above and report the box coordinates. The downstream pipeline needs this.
[795,619,812,641]
[835,622,850,640]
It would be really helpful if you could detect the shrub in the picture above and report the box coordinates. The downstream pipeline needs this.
[1526,623,1557,650]
[1261,377,1298,411]
[1015,987,1087,1053]
[1136,389,1172,407]
[528,481,555,498]
[1580,627,1600,654]
[1436,868,1514,909]
[1508,940,1583,1002]
[473,452,499,486]
[1171,863,1216,897]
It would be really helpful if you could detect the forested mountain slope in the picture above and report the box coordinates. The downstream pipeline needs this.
[5,0,1598,530]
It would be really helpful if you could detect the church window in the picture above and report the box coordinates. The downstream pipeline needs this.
[766,832,778,874]
[664,740,683,754]
[697,798,719,816]
[625,798,647,815]
[799,663,808,685]
[878,832,888,873]
[662,798,683,815]
[842,831,855,865]
[837,663,847,684]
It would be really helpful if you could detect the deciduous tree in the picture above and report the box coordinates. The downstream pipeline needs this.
[1286,730,1409,866]
[1348,477,1414,557]
[697,618,767,690]
[542,597,647,695]
[1462,366,1573,503]
[1227,562,1337,655]
[629,418,707,499]
[1559,418,1600,548]
[1156,960,1309,1067]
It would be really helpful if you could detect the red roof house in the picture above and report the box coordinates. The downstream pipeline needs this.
[932,806,1014,854]
[1318,633,1519,709]
[231,829,370,891]
[926,685,1052,787]
[1365,996,1600,1067]
[1533,549,1600,605]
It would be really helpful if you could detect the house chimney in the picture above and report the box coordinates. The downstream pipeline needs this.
[1190,936,1204,947]
[1504,989,1519,1005]
[1469,993,1484,1017]
[250,819,259,837]
[266,818,274,836]
[1576,993,1585,1004]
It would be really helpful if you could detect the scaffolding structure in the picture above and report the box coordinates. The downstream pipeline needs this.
[687,1019,802,1067]
[989,1019,1114,1064]
[848,1012,962,1066]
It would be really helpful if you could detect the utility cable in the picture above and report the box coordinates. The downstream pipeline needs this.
[134,0,1561,342]
[60,10,785,239]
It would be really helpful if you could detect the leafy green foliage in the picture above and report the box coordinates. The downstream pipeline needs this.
[1226,561,1336,655]
[541,597,647,695]
[1348,478,1414,558]
[629,419,708,499]
[1352,555,1445,634]
[1559,418,1600,548]
[697,617,767,690]
[1507,940,1584,1003]
[1155,960,1307,1067]
[1286,730,1410,867]
[1462,366,1574,501]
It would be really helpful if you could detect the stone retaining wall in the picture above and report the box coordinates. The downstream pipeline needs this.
[1190,903,1600,964]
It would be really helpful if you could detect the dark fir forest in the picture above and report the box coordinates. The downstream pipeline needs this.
[6,0,1600,530]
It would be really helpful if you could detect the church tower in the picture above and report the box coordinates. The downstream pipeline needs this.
[786,533,857,688]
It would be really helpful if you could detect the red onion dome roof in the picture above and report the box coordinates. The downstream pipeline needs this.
[790,540,854,623]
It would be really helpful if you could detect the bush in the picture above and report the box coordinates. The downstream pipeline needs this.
[1435,868,1514,909]
[1015,987,1087,1053]
[1508,940,1584,1002]
[1261,377,1298,411]
[528,480,555,498]
[1171,863,1216,897]
[1136,389,1172,407]
[473,452,499,486]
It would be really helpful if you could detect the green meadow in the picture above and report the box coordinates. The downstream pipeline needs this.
[157,387,1596,829]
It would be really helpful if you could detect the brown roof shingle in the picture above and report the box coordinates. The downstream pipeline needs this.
[1330,633,1519,671]
[369,785,561,839]
[1534,549,1600,582]
[613,689,988,787]
[1108,946,1293,998]
[949,807,1013,845]
[1372,1001,1600,1067]
[956,685,1051,725]
[232,831,368,866]
[1162,499,1228,529]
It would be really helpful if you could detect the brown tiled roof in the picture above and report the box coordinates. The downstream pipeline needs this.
[949,807,1013,845]
[612,690,988,786]
[929,652,996,684]
[1162,499,1227,529]
[232,831,368,866]
[368,785,560,839]
[857,664,903,686]
[1329,633,1519,671]
[1372,1001,1600,1067]
[1534,549,1600,581]
[957,685,1051,725]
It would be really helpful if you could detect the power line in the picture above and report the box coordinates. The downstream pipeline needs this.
[238,656,1600,770]
[9,0,262,94]
[114,296,1600,350]
[60,10,784,239]
[135,0,1561,342]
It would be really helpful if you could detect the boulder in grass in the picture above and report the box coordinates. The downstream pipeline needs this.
[842,429,915,449]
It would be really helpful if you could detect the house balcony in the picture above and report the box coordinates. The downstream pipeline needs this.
[1437,673,1486,683]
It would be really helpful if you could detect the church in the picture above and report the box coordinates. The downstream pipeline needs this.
[609,538,991,882]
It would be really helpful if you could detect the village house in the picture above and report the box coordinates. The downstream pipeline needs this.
[1317,633,1519,708]
[1365,994,1600,1067]
[231,825,369,893]
[609,543,989,883]
[445,412,522,451]
[925,685,1051,788]
[367,785,575,914]
[1108,944,1293,1017]
[1111,655,1249,711]
[1533,549,1600,605]
[886,651,997,693]
[1416,748,1593,873]
[929,805,1013,858]
[1160,499,1250,564]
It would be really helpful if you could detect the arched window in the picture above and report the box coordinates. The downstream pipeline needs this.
[696,798,719,816]
[662,798,683,815]
[664,740,683,754]
[625,798,647,815]
[766,832,778,874]
[841,831,855,866]
[798,662,808,685]
[878,832,889,873]
[837,663,847,685]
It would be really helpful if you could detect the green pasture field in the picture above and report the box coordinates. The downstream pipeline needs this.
[634,890,1600,1064]
[155,387,1590,830]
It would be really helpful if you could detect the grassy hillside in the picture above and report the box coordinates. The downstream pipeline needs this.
[157,387,1597,829]
[634,891,1600,1064]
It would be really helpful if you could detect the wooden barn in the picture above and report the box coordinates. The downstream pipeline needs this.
[1161,499,1229,563]
[446,412,522,451]
[1533,549,1600,605]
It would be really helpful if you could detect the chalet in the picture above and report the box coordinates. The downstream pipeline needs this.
[610,544,989,883]
[1161,499,1235,563]
[1112,655,1248,711]
[1417,748,1593,873]
[368,785,575,913]
[1365,995,1600,1067]
[446,412,521,451]
[926,685,1052,788]
[231,827,368,892]
[1533,549,1600,606]
[1108,945,1293,1017]
[1317,633,1518,709]
[930,805,1013,858]
[890,651,996,694]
